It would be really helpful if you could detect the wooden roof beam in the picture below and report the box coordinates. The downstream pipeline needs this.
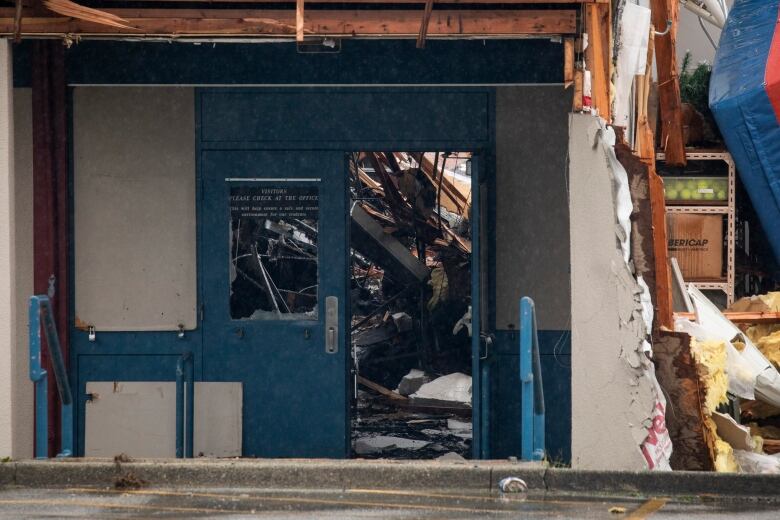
[0,8,577,37]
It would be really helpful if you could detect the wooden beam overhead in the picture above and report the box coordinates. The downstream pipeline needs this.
[0,8,577,37]
[76,0,607,4]
[296,0,304,41]
[583,2,611,121]
[563,36,573,88]
[651,0,686,166]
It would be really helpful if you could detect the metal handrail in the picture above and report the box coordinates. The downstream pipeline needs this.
[29,295,73,458]
[175,351,194,458]
[519,296,545,461]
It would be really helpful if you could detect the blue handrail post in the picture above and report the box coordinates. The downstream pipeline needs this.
[29,295,73,458]
[29,297,48,459]
[519,297,546,461]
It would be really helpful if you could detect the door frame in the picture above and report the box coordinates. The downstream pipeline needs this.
[67,86,493,457]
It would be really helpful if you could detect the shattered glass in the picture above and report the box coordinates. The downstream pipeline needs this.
[229,185,319,320]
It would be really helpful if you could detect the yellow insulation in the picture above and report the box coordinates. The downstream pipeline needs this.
[758,292,780,311]
[714,439,739,473]
[690,338,729,413]
[756,330,780,370]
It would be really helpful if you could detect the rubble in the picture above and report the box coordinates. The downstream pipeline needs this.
[396,369,429,397]
[662,287,780,473]
[353,436,430,456]
[410,373,472,407]
[348,151,474,459]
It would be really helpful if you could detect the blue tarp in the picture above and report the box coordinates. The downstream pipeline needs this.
[710,0,780,263]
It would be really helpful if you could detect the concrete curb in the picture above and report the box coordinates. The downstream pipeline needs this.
[2,459,780,500]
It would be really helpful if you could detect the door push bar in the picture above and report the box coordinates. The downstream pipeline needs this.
[29,295,73,459]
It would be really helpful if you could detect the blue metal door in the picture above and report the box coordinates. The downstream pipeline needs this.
[201,150,349,457]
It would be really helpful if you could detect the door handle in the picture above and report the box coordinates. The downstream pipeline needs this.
[325,296,338,354]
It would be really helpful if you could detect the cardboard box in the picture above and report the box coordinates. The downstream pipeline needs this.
[666,214,723,280]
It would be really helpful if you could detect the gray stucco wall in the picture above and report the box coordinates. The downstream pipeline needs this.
[495,86,571,331]
[11,87,33,458]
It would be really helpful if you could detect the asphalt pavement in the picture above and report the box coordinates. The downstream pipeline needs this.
[1,486,779,519]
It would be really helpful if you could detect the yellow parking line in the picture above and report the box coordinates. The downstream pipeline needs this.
[627,498,668,519]
[0,498,235,515]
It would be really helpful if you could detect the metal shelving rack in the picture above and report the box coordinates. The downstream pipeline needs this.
[657,151,735,305]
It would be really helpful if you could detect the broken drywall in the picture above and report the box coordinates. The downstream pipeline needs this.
[569,114,671,470]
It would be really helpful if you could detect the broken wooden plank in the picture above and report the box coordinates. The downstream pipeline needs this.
[651,0,686,166]
[411,152,469,214]
[572,68,584,111]
[0,8,578,36]
[94,0,606,4]
[652,331,716,470]
[416,0,434,48]
[763,439,780,455]
[43,0,132,29]
[563,37,574,89]
[295,0,304,41]
[583,2,611,120]
[357,375,408,401]
[635,24,656,163]
[649,164,674,330]
[674,311,780,325]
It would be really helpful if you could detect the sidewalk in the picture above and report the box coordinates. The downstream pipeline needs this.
[2,458,780,501]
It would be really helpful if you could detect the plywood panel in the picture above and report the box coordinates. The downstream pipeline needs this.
[74,87,196,331]
[85,381,177,457]
[194,382,242,457]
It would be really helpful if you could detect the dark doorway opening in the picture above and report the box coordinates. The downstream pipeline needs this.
[348,151,474,459]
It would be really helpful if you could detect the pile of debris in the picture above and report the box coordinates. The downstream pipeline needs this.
[658,287,780,473]
[348,151,474,458]
[731,293,780,461]
[352,371,473,459]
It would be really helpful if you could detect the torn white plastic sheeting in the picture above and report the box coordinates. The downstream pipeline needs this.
[613,3,651,128]
[597,124,633,264]
[688,285,780,407]
[733,450,780,474]
[410,372,472,406]
[674,317,757,400]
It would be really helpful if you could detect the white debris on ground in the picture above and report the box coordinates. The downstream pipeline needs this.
[353,436,430,456]
[352,370,473,459]
[410,372,472,406]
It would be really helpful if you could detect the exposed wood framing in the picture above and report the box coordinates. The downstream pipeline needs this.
[295,0,303,41]
[416,0,434,48]
[674,311,780,324]
[649,165,673,330]
[87,0,608,4]
[651,0,686,166]
[563,36,574,88]
[572,68,583,111]
[0,8,577,37]
[42,0,131,29]
[583,2,610,121]
[12,0,21,41]
[635,24,656,163]
[653,331,716,471]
